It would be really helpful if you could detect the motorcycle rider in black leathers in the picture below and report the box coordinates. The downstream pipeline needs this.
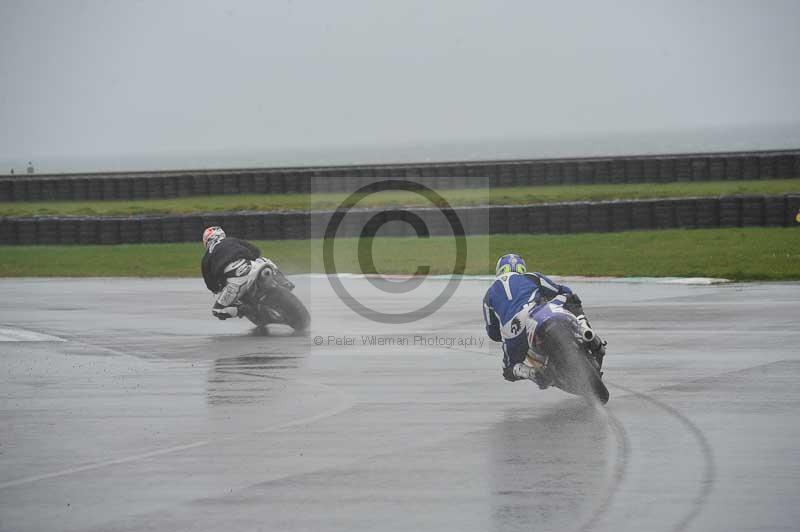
[201,226,277,320]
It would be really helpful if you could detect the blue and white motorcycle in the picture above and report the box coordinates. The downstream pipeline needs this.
[525,296,609,404]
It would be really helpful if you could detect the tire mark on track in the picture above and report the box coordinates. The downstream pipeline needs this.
[448,344,715,532]
[609,382,717,532]
[574,406,631,532]
[444,344,635,531]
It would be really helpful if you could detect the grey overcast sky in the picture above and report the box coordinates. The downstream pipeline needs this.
[1,0,799,173]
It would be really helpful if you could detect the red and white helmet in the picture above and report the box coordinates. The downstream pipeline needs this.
[202,226,226,249]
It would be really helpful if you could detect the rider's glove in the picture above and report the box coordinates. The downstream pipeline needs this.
[565,293,583,306]
[563,292,585,317]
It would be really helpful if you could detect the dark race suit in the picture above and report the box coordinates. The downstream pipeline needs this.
[201,238,261,293]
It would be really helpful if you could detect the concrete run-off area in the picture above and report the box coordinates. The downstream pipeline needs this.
[1,276,799,532]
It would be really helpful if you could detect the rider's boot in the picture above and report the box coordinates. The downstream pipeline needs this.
[512,363,550,390]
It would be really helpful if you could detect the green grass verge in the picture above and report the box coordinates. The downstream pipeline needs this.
[1,228,797,281]
[2,179,798,217]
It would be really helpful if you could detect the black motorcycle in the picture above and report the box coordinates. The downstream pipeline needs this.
[237,261,310,332]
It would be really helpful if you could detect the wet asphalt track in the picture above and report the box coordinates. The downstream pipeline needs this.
[1,276,799,532]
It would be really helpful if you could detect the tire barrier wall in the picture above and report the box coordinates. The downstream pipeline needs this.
[2,194,798,246]
[1,150,798,202]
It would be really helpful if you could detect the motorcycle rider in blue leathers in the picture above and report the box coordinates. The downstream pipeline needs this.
[483,254,606,387]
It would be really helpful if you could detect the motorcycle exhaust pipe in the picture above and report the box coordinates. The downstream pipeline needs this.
[579,322,595,343]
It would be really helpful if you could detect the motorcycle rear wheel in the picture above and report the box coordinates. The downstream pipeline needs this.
[251,286,310,332]
[547,326,609,404]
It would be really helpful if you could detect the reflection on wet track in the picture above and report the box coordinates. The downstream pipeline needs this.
[209,355,302,406]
